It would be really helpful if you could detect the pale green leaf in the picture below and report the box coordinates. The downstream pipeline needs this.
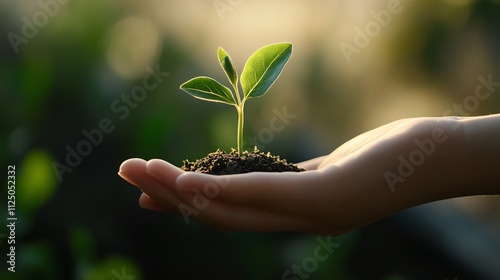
[241,42,292,99]
[217,47,238,88]
[179,76,236,105]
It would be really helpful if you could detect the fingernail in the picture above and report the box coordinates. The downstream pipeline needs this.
[118,172,138,187]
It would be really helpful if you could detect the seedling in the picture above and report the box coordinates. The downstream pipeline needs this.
[179,42,292,156]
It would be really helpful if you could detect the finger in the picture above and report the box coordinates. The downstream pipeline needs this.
[139,193,158,210]
[318,119,410,168]
[138,193,173,212]
[119,158,185,212]
[297,156,327,170]
[145,159,196,208]
[175,170,324,215]
[146,159,184,186]
[118,158,147,186]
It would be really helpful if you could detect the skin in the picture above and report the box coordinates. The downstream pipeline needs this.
[118,114,500,236]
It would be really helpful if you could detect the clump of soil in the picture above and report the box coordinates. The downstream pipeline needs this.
[181,148,305,175]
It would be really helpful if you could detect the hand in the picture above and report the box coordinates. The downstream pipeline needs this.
[118,115,500,235]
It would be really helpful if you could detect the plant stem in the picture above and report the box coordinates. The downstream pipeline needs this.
[234,82,242,105]
[233,82,244,156]
[236,103,244,156]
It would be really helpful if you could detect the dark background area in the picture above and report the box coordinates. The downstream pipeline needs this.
[1,0,500,279]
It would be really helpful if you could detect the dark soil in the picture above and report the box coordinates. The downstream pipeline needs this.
[181,148,305,175]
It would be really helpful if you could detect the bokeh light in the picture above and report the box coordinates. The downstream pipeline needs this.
[1,0,499,279]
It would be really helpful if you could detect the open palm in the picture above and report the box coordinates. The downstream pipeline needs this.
[119,116,499,235]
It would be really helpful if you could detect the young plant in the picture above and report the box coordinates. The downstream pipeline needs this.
[179,42,293,156]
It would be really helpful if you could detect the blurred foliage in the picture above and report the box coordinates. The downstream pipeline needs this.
[0,0,499,279]
[17,149,57,217]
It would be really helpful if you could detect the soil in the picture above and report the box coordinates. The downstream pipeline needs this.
[181,148,305,175]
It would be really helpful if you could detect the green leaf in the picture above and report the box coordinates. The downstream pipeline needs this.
[180,76,236,105]
[217,47,238,88]
[241,42,292,99]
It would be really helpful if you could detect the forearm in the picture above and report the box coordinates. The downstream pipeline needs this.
[317,116,499,234]
[457,114,500,195]
[404,115,500,202]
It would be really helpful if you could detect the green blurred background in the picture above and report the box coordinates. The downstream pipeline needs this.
[1,0,500,279]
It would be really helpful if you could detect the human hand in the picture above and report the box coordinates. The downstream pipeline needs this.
[119,115,499,235]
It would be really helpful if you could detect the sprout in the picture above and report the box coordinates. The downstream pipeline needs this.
[179,42,293,156]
